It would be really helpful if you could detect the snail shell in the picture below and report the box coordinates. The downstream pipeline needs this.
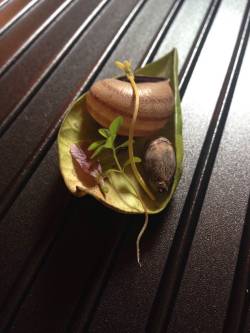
[86,76,174,137]
[143,137,176,193]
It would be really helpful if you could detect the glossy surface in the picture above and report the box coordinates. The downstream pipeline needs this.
[86,77,174,136]
[169,34,250,333]
[0,0,72,73]
[0,0,40,34]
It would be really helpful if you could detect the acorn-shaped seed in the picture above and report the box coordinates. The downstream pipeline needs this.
[143,137,176,193]
[86,76,174,137]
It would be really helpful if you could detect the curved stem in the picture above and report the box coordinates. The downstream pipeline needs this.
[127,76,156,201]
[115,60,155,201]
[122,172,149,266]
[105,167,148,266]
[136,213,148,267]
[112,148,123,172]
[111,60,156,265]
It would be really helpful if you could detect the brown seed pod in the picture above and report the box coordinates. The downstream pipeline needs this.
[143,137,176,193]
[86,76,174,137]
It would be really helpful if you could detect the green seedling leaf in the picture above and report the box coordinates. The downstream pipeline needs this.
[116,140,130,150]
[109,116,123,137]
[104,136,114,149]
[98,128,110,138]
[91,144,105,159]
[58,48,183,214]
[88,140,105,151]
[123,156,142,170]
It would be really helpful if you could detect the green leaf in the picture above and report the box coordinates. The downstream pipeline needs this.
[115,140,130,150]
[123,156,141,170]
[109,116,123,137]
[88,140,105,151]
[98,128,110,138]
[91,145,105,158]
[58,48,183,214]
[104,136,114,149]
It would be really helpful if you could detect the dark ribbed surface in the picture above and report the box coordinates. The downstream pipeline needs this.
[0,0,250,332]
[0,0,108,133]
[0,0,74,75]
[0,0,40,35]
[147,1,250,331]
[0,0,141,219]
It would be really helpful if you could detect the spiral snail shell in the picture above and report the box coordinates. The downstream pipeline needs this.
[86,76,174,137]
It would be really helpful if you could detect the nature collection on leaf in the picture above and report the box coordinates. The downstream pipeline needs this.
[58,49,183,265]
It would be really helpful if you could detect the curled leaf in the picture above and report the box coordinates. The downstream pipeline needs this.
[58,49,183,214]
[98,128,110,138]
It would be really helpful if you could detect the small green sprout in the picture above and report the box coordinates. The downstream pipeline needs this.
[88,116,141,172]
[88,116,147,266]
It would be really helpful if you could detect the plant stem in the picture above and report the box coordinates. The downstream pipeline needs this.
[123,169,148,266]
[105,164,148,266]
[136,212,148,267]
[112,148,123,172]
[115,60,156,201]
[127,75,156,201]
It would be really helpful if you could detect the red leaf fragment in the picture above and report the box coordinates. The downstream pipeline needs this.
[70,142,102,185]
